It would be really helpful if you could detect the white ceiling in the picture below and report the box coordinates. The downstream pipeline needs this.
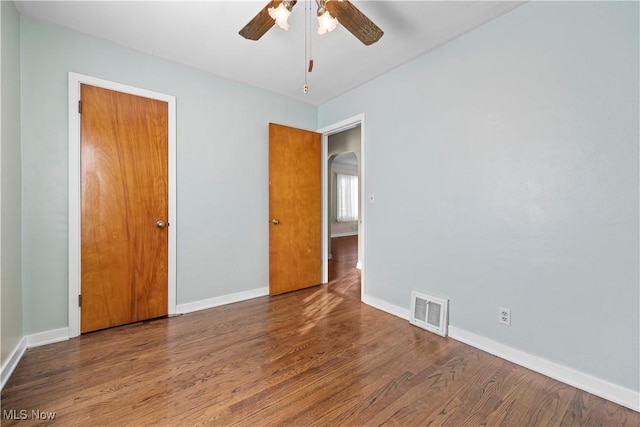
[15,1,525,105]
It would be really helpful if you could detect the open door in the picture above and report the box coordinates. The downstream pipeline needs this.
[269,123,322,295]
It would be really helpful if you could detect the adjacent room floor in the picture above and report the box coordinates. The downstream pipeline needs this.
[2,236,638,426]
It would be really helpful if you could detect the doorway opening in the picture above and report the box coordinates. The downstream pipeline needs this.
[319,114,365,300]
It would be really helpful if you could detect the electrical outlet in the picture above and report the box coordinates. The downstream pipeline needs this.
[499,307,511,326]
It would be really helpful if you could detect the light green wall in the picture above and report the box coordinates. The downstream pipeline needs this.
[1,0,23,367]
[19,17,317,334]
[319,1,639,391]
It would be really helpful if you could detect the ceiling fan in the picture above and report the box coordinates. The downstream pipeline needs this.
[239,0,383,46]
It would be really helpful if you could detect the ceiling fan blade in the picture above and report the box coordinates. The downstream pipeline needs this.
[326,0,383,46]
[239,0,281,41]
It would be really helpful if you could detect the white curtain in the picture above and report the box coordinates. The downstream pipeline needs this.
[336,173,359,222]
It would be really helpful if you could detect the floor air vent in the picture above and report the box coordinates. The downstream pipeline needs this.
[410,291,448,337]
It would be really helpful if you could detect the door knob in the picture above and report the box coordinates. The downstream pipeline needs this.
[271,219,280,225]
[156,220,167,229]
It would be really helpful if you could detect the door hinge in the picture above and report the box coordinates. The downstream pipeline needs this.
[78,295,82,307]
[78,100,82,114]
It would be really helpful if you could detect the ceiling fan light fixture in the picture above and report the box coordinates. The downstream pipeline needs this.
[240,0,382,45]
[317,8,338,35]
[268,1,293,31]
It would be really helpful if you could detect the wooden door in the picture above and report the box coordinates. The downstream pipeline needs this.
[80,84,169,333]
[269,123,322,295]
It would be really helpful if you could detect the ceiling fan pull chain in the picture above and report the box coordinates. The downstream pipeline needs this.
[309,0,313,73]
[303,0,311,94]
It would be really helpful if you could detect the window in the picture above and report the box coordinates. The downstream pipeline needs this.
[336,173,358,222]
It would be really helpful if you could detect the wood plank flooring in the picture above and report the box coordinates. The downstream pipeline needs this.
[2,236,639,426]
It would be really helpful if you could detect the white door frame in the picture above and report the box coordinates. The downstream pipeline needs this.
[67,72,177,338]
[318,113,366,300]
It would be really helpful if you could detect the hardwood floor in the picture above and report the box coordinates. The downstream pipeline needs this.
[2,235,638,426]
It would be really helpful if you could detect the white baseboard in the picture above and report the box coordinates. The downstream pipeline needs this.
[1,337,27,391]
[1,328,71,391]
[26,327,69,348]
[448,326,640,412]
[177,287,269,314]
[362,295,410,320]
[362,295,639,413]
[330,232,358,238]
